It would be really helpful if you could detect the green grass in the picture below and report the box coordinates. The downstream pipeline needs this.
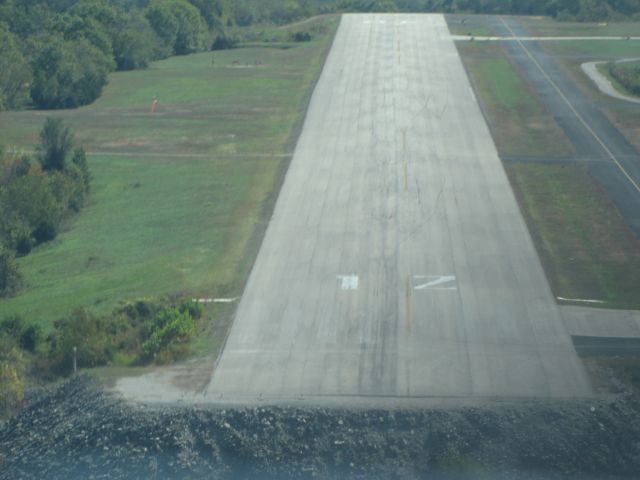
[457,42,574,157]
[0,15,340,331]
[521,17,640,38]
[544,39,640,59]
[596,62,640,98]
[596,61,640,99]
[506,163,640,309]
[446,14,496,36]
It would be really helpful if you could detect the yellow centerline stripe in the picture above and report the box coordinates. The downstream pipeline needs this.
[405,274,412,332]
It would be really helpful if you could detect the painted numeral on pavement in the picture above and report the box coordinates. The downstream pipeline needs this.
[337,275,359,290]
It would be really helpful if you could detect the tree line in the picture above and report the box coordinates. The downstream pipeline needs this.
[229,0,640,22]
[0,0,225,110]
[1,0,638,111]
[335,0,640,20]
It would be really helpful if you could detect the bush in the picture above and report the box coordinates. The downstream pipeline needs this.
[0,336,26,418]
[19,324,41,353]
[0,316,41,352]
[609,62,640,97]
[0,119,91,259]
[211,35,237,50]
[142,307,197,362]
[292,31,311,42]
[37,118,74,173]
[30,36,114,109]
[0,247,23,297]
[48,309,114,374]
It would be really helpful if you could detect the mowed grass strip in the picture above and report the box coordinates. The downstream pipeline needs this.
[0,16,340,329]
[457,42,574,157]
[520,17,640,38]
[544,39,640,60]
[506,162,640,309]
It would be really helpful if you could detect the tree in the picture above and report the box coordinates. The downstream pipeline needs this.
[48,309,113,374]
[146,0,207,55]
[0,119,90,257]
[113,14,166,70]
[0,23,32,111]
[37,117,73,172]
[0,247,23,297]
[186,0,224,28]
[30,36,114,109]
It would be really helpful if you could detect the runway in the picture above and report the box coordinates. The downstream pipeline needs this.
[205,14,592,404]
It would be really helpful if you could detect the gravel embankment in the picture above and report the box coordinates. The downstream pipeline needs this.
[1,376,639,479]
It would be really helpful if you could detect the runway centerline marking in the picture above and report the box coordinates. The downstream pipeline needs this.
[405,274,412,332]
[413,275,457,291]
[338,275,359,290]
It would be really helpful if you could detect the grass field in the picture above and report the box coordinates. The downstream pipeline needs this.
[520,17,640,37]
[507,162,640,309]
[544,39,640,59]
[457,42,574,157]
[0,15,340,332]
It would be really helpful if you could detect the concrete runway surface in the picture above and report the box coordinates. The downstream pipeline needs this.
[205,14,592,404]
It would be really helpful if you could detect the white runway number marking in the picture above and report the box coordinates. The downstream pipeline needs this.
[337,275,359,290]
[413,275,457,291]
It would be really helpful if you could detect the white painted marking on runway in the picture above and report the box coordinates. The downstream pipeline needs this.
[413,275,457,291]
[557,297,605,304]
[338,275,359,290]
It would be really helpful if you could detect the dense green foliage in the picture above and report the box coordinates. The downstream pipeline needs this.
[609,61,640,96]
[0,0,225,109]
[0,119,91,296]
[0,248,23,298]
[0,297,202,416]
[228,0,640,22]
[0,24,31,111]
[1,0,637,109]
[336,0,640,19]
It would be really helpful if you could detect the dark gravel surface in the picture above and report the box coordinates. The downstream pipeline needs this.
[1,376,639,480]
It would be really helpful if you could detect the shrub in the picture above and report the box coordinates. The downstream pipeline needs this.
[211,35,237,50]
[48,309,113,374]
[37,118,74,173]
[0,247,23,297]
[292,31,311,42]
[0,337,26,418]
[142,307,197,362]
[609,62,640,97]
